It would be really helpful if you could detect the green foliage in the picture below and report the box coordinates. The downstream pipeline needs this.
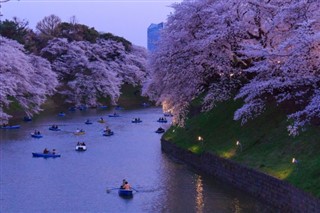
[56,22,99,43]
[0,19,29,44]
[100,32,132,51]
[164,100,320,198]
[117,84,151,108]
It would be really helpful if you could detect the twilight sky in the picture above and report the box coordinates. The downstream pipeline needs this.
[0,0,182,47]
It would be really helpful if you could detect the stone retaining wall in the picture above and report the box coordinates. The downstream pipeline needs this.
[161,139,320,212]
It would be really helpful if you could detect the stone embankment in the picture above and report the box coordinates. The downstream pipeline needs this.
[161,139,320,212]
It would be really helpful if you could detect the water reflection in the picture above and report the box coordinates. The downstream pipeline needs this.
[0,107,275,212]
[195,175,204,213]
[232,198,242,213]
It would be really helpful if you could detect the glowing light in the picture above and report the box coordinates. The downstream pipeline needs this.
[292,158,298,164]
[236,140,242,152]
[198,136,203,141]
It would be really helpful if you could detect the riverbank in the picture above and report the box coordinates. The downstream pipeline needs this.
[7,84,151,123]
[161,139,320,212]
[162,100,320,199]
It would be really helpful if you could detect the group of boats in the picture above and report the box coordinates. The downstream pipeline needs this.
[2,109,171,163]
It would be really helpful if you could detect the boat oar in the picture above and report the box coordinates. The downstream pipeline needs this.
[131,187,139,192]
[106,187,119,193]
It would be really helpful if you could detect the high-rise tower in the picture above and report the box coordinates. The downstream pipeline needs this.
[147,22,164,52]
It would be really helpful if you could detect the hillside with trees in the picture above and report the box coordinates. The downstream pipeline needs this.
[0,15,147,123]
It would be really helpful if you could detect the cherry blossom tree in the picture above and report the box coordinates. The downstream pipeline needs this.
[41,37,147,107]
[234,0,320,135]
[143,0,320,135]
[0,36,58,123]
[143,0,248,124]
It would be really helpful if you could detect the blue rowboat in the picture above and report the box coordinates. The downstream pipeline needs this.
[58,112,66,117]
[23,116,32,122]
[108,114,120,117]
[131,119,142,123]
[32,152,61,158]
[103,131,114,136]
[157,119,168,123]
[85,121,93,124]
[0,125,21,129]
[49,127,61,131]
[118,189,133,197]
[31,133,43,138]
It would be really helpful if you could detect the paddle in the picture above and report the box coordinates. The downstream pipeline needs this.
[131,187,139,192]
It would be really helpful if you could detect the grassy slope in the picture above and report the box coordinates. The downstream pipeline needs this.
[163,100,320,198]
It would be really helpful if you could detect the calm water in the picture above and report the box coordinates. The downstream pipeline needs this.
[0,107,274,212]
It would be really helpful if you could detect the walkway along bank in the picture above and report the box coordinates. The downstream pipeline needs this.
[161,139,320,212]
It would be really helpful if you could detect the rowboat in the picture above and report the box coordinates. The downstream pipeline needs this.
[31,133,43,138]
[118,189,133,197]
[32,152,61,158]
[108,114,120,117]
[23,116,32,122]
[98,120,105,123]
[103,131,114,136]
[74,131,85,136]
[155,128,165,133]
[85,120,93,124]
[49,127,61,131]
[58,112,66,117]
[157,118,168,123]
[0,125,21,129]
[164,112,173,117]
[75,144,87,151]
[131,119,142,123]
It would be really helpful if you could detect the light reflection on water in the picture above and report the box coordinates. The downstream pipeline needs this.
[0,107,275,212]
[195,175,204,213]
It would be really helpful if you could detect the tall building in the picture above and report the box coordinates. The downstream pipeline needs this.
[147,22,164,52]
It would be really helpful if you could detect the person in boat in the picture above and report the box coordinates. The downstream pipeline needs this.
[77,141,80,145]
[81,142,86,146]
[76,128,80,133]
[37,131,41,135]
[157,127,164,131]
[123,181,131,190]
[120,179,127,189]
[80,129,84,132]
[43,148,49,154]
[99,117,104,121]
[52,149,56,154]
